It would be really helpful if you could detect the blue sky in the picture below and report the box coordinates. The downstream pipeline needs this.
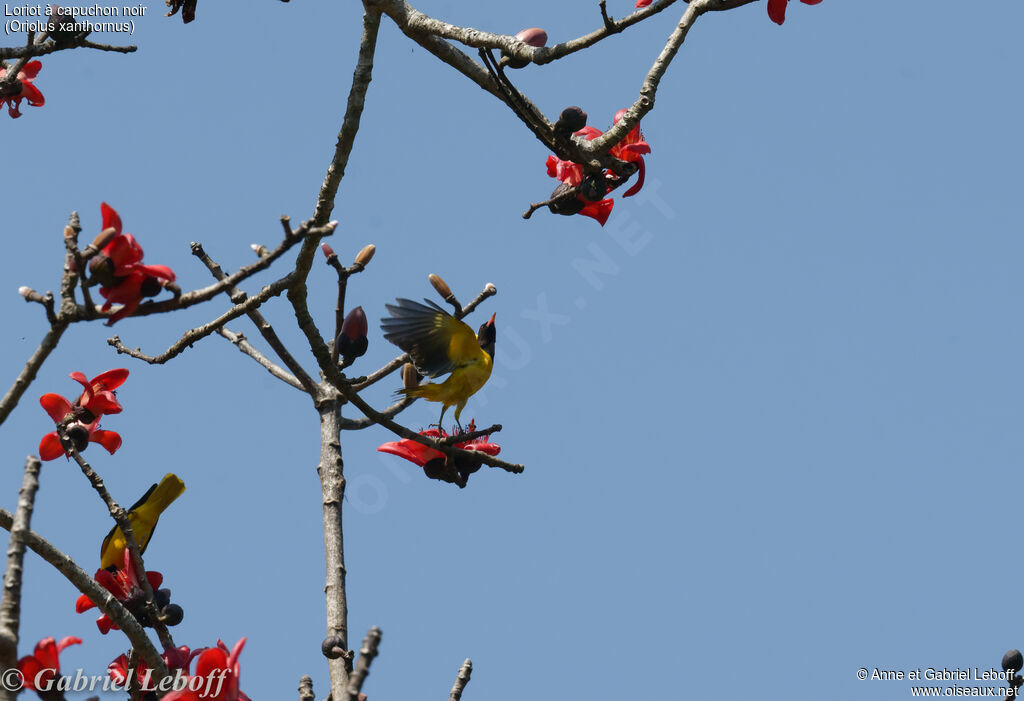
[2,1,1023,699]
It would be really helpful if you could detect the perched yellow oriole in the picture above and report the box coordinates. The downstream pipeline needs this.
[381,298,496,430]
[100,473,185,570]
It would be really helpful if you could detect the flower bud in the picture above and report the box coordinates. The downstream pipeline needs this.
[429,273,454,301]
[354,244,376,268]
[91,227,117,252]
[18,286,31,298]
[251,243,270,258]
[554,106,588,138]
[402,363,420,390]
[320,242,336,260]
[321,635,346,659]
[338,307,369,366]
[88,255,117,289]
[154,588,172,609]
[500,27,548,69]
[1003,650,1023,674]
[159,603,184,627]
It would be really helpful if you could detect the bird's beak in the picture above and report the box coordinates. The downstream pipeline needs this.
[487,312,496,326]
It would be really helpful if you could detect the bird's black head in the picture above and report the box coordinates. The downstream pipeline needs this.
[477,313,496,359]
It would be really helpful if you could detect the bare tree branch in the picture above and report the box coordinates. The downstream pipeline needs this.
[319,400,350,701]
[0,456,41,688]
[107,274,295,365]
[217,328,304,391]
[346,626,382,701]
[0,322,68,427]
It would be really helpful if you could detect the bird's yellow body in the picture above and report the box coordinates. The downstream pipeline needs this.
[100,473,185,570]
[382,298,497,428]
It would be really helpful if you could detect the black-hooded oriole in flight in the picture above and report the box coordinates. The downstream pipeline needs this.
[381,298,496,430]
[100,473,185,570]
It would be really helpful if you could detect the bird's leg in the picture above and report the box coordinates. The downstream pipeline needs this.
[433,405,449,433]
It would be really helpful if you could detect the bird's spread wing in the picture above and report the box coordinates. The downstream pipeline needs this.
[382,298,481,378]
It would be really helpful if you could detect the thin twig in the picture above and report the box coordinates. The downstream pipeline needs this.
[191,242,318,393]
[0,456,42,677]
[339,396,414,430]
[107,274,295,365]
[217,328,304,391]
[0,321,69,427]
[449,659,473,701]
[298,676,315,701]
[346,627,382,701]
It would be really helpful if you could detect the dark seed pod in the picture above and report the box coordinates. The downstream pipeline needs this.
[160,603,184,627]
[547,183,585,216]
[140,276,164,298]
[578,174,607,202]
[1003,650,1023,674]
[154,588,172,609]
[322,635,347,659]
[500,27,547,69]
[338,307,369,367]
[554,106,588,138]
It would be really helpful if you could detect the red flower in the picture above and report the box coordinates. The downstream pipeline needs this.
[37,369,127,461]
[109,645,195,687]
[379,421,500,486]
[76,549,163,634]
[159,639,251,701]
[767,0,822,25]
[90,203,176,325]
[17,636,82,692]
[609,109,651,197]
[544,112,650,225]
[0,61,45,118]
[635,0,652,6]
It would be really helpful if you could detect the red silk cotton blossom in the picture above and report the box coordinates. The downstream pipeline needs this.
[545,111,650,226]
[767,0,822,25]
[38,369,128,461]
[0,60,45,118]
[90,203,177,325]
[76,549,164,634]
[378,421,500,486]
[159,639,251,701]
[17,636,82,692]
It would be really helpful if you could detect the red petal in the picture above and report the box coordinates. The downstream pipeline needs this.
[802,0,823,4]
[100,203,122,236]
[57,636,82,653]
[545,155,559,178]
[578,199,614,226]
[85,393,123,415]
[19,60,41,80]
[39,432,67,461]
[145,570,164,589]
[75,593,98,613]
[91,368,129,391]
[39,393,72,423]
[33,637,59,668]
[767,0,787,24]
[575,126,603,140]
[623,159,646,197]
[635,0,652,6]
[19,81,44,107]
[18,655,45,690]
[90,429,122,455]
[377,439,443,467]
[132,263,176,282]
[194,646,229,679]
[97,615,116,634]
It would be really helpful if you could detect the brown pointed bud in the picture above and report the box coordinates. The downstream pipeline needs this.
[501,27,547,69]
[251,243,270,258]
[91,227,117,252]
[429,273,454,301]
[402,363,420,390]
[554,107,588,138]
[320,242,336,260]
[354,244,376,268]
